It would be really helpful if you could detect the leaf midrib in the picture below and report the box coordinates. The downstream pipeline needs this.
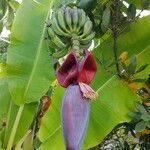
[22,4,51,101]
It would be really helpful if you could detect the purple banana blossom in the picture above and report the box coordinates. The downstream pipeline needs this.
[62,85,89,150]
[56,50,97,150]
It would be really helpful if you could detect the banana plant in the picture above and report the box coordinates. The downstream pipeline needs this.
[0,0,150,149]
[38,15,150,149]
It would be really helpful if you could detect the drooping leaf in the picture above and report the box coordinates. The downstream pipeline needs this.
[7,0,55,105]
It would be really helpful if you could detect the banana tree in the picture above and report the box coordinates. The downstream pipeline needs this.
[0,0,150,149]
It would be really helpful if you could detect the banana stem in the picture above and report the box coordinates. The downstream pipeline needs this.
[6,105,24,150]
[71,34,82,57]
[112,0,120,74]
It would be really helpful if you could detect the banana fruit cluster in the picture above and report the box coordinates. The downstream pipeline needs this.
[47,6,95,58]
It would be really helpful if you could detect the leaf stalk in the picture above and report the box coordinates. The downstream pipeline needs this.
[6,105,24,150]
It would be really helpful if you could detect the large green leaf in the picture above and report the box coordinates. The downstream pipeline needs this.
[7,0,55,105]
[92,15,150,90]
[40,128,65,150]
[83,78,139,149]
[84,46,150,149]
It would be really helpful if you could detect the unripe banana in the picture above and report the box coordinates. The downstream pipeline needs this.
[48,40,59,49]
[80,32,95,44]
[80,20,93,38]
[77,9,86,32]
[53,35,66,49]
[52,15,70,37]
[65,7,73,32]
[47,27,55,39]
[80,41,92,49]
[72,7,78,31]
[52,47,69,58]
[47,6,95,54]
[57,8,70,34]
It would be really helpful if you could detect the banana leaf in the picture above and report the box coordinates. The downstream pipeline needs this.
[7,0,55,105]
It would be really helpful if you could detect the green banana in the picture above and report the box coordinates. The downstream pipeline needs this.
[72,7,78,31]
[80,41,92,49]
[47,27,55,38]
[65,7,73,32]
[80,32,95,44]
[51,14,70,37]
[57,8,70,34]
[80,19,93,38]
[76,9,86,32]
[53,35,66,49]
[48,40,59,49]
[52,47,69,58]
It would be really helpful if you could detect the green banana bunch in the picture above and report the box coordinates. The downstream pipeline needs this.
[47,6,95,58]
